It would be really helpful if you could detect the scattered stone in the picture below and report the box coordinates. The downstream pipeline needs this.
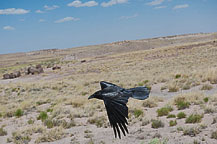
[52,66,61,70]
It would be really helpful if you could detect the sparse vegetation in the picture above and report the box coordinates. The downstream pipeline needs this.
[211,130,217,139]
[157,106,173,117]
[203,97,209,103]
[37,111,48,122]
[0,127,7,136]
[14,109,23,117]
[174,97,190,110]
[88,116,106,128]
[183,127,201,137]
[186,114,203,123]
[134,109,144,118]
[200,84,213,90]
[151,119,164,129]
[169,120,177,127]
[177,112,186,119]
[28,119,34,124]
[167,114,176,118]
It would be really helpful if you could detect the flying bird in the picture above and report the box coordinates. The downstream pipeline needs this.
[88,81,150,139]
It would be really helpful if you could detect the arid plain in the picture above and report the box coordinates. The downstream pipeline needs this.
[0,33,217,144]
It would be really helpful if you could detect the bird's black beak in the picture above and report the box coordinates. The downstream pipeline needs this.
[88,94,95,100]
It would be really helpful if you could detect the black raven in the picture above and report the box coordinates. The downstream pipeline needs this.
[88,81,150,139]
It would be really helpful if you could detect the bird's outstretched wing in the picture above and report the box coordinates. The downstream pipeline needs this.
[100,81,118,90]
[103,93,129,139]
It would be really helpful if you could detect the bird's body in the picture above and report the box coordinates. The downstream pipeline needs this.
[88,81,150,139]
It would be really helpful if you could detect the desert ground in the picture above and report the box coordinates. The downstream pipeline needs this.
[0,32,217,144]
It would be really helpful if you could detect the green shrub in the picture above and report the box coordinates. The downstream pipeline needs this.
[0,127,7,136]
[151,119,164,129]
[134,109,144,118]
[0,112,2,118]
[211,130,217,139]
[157,106,173,117]
[15,109,23,117]
[37,111,48,122]
[203,97,209,103]
[167,114,176,118]
[186,114,203,123]
[169,120,177,127]
[177,112,186,119]
[175,74,181,79]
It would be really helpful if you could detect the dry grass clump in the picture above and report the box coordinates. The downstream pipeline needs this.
[177,112,186,119]
[14,109,24,118]
[174,97,190,110]
[183,127,201,137]
[37,111,48,122]
[202,68,217,84]
[151,119,164,129]
[173,92,205,105]
[142,97,163,108]
[0,127,7,136]
[211,130,217,139]
[169,120,177,127]
[44,118,76,129]
[168,83,179,92]
[186,114,203,124]
[133,109,144,118]
[204,105,216,114]
[167,114,176,118]
[156,106,173,117]
[200,84,213,90]
[88,116,107,128]
[35,127,66,143]
[12,132,31,144]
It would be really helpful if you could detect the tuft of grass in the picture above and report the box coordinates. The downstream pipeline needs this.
[148,138,168,144]
[186,114,203,124]
[28,119,34,125]
[46,108,53,113]
[14,109,23,118]
[134,109,144,118]
[151,119,164,129]
[0,127,7,136]
[211,130,217,139]
[44,119,54,129]
[35,127,66,143]
[143,99,158,108]
[177,112,186,119]
[175,98,190,110]
[200,84,213,90]
[169,120,177,127]
[183,127,201,137]
[204,105,216,114]
[156,106,173,117]
[12,132,31,144]
[88,116,106,128]
[167,114,176,118]
[177,127,184,132]
[203,97,209,103]
[37,111,48,122]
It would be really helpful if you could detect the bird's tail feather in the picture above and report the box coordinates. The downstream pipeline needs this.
[127,86,150,100]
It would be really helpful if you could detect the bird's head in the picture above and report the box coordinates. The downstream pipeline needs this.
[88,90,102,100]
